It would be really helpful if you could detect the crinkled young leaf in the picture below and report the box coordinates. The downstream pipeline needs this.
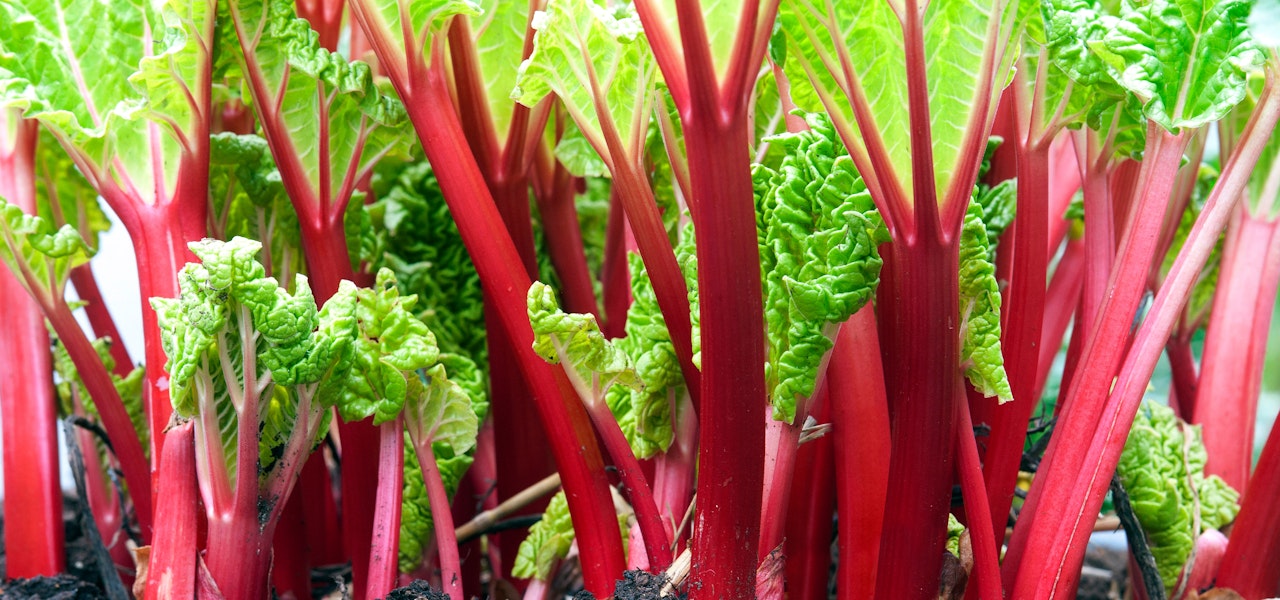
[959,200,1012,403]
[0,0,211,205]
[0,199,93,305]
[779,0,1026,207]
[152,237,357,481]
[1089,0,1263,131]
[512,0,656,172]
[1118,401,1240,592]
[329,268,440,424]
[405,363,479,456]
[366,160,488,362]
[528,281,637,397]
[512,490,576,581]
[223,0,410,218]
[755,113,887,423]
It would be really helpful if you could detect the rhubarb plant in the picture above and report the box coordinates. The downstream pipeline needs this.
[152,237,357,598]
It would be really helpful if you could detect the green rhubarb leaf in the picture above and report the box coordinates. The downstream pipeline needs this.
[527,280,637,397]
[646,0,745,81]
[779,0,1026,207]
[555,119,610,178]
[366,159,488,362]
[959,199,1012,403]
[0,198,93,305]
[471,0,531,141]
[0,0,212,205]
[1089,0,1263,131]
[331,268,440,425]
[1117,401,1240,593]
[512,491,576,581]
[755,113,887,423]
[1042,0,1131,129]
[404,362,480,456]
[512,0,656,172]
[223,0,410,217]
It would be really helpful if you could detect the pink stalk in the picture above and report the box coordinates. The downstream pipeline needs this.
[1192,206,1280,492]
[829,308,890,597]
[1015,77,1280,600]
[1217,424,1280,597]
[1005,126,1190,593]
[582,401,672,569]
[957,396,1003,600]
[366,418,407,600]
[1035,237,1086,399]
[652,392,697,544]
[0,113,63,577]
[782,388,836,600]
[410,431,465,600]
[144,422,199,600]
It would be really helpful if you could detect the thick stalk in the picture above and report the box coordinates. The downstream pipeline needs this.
[366,418,406,600]
[1192,209,1280,492]
[830,308,890,597]
[70,265,135,375]
[272,492,314,600]
[0,115,63,577]
[1016,85,1280,596]
[395,67,625,594]
[1005,127,1188,589]
[875,235,961,600]
[144,422,199,600]
[782,388,836,600]
[978,138,1050,553]
[683,112,767,600]
[1079,144,1116,335]
[1217,424,1280,597]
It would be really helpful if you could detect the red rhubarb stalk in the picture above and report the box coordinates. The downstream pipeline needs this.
[144,422,199,600]
[1005,125,1189,591]
[1014,76,1280,599]
[1217,423,1280,597]
[0,114,64,577]
[1192,202,1280,491]
[957,396,1003,600]
[69,266,135,376]
[366,418,406,600]
[782,387,836,600]
[344,14,627,587]
[412,431,465,600]
[629,0,778,592]
[829,307,890,597]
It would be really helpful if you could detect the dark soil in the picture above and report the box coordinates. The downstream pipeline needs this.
[0,496,120,598]
[386,579,450,600]
[573,570,682,600]
[0,574,106,599]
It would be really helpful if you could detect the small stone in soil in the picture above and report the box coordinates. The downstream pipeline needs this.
[385,580,450,600]
[1,574,106,599]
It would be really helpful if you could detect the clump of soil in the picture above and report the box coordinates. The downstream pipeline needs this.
[573,570,683,600]
[0,574,106,599]
[386,579,450,600]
